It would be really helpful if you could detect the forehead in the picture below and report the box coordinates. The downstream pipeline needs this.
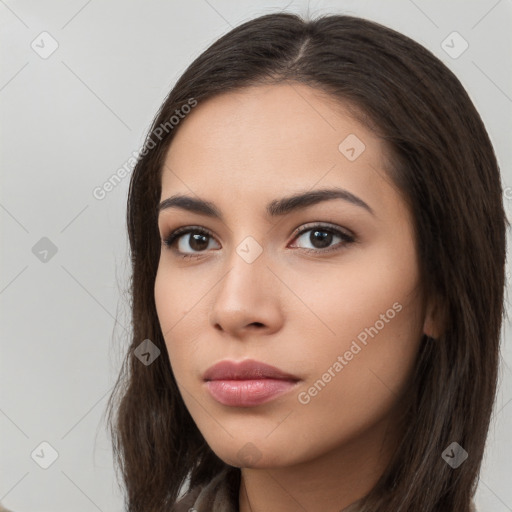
[160,83,396,216]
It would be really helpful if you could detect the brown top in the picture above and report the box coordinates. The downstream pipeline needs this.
[172,466,479,512]
[0,478,478,511]
[172,466,362,512]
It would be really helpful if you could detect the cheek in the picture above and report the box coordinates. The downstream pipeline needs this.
[155,264,183,327]
[288,238,423,399]
[287,252,421,349]
[288,284,422,454]
[154,260,209,336]
[154,264,196,377]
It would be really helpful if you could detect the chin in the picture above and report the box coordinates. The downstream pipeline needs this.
[210,439,298,469]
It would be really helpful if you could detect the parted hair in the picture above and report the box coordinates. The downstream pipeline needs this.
[104,12,508,512]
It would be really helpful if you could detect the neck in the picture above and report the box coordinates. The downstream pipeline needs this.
[238,411,402,512]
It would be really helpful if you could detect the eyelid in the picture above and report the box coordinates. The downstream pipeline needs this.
[288,222,355,253]
[289,221,354,240]
[162,225,218,250]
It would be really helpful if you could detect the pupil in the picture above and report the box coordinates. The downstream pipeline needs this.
[311,230,331,248]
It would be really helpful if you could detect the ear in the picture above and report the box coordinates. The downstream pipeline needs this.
[422,294,446,340]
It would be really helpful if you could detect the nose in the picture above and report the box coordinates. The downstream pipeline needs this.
[208,244,284,339]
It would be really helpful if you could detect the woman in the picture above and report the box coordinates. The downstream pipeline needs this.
[105,12,506,512]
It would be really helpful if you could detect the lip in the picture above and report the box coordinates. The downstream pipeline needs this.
[203,359,300,407]
[203,359,300,381]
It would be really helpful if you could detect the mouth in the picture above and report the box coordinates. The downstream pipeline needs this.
[203,359,301,407]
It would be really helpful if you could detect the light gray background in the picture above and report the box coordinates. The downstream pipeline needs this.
[1,1,511,511]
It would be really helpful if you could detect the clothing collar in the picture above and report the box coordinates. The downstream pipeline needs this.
[183,466,363,512]
[179,467,478,511]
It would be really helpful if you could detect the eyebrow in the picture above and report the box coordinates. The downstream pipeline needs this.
[157,187,375,220]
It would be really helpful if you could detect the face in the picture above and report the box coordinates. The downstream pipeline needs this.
[154,83,432,469]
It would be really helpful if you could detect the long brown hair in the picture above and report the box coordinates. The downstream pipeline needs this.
[104,12,508,512]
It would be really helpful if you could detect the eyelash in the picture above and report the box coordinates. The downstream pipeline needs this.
[161,223,356,260]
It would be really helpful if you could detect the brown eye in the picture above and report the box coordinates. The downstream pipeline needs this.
[162,227,220,258]
[290,224,355,253]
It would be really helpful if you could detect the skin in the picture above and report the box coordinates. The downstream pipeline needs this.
[154,83,440,512]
